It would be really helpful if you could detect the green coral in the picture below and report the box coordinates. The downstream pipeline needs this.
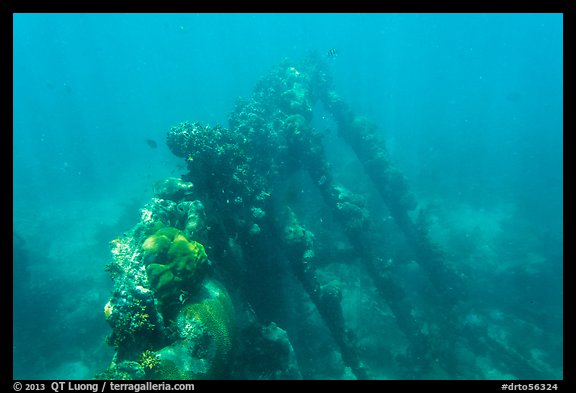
[151,280,235,380]
[142,227,209,316]
[180,279,235,376]
[139,350,160,371]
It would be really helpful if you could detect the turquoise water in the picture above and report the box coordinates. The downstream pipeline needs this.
[13,13,562,380]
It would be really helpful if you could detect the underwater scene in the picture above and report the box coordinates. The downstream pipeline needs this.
[13,13,563,380]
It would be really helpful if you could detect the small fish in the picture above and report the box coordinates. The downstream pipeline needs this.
[327,48,338,59]
[145,139,158,149]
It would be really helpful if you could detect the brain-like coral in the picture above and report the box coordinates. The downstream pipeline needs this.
[149,279,235,380]
[142,227,209,316]
[178,279,235,377]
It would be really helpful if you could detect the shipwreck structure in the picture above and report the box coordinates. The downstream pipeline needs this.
[98,55,552,380]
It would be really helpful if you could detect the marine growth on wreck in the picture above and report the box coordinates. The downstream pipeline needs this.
[97,56,558,380]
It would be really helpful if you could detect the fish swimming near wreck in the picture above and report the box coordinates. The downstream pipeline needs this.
[145,139,158,149]
[327,48,338,59]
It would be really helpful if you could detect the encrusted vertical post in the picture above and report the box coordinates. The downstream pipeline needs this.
[316,84,466,308]
[280,208,371,380]
[303,143,433,375]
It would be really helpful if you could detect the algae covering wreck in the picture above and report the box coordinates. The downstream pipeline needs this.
[97,56,554,380]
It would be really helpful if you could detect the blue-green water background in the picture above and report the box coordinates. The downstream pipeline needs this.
[13,13,563,379]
